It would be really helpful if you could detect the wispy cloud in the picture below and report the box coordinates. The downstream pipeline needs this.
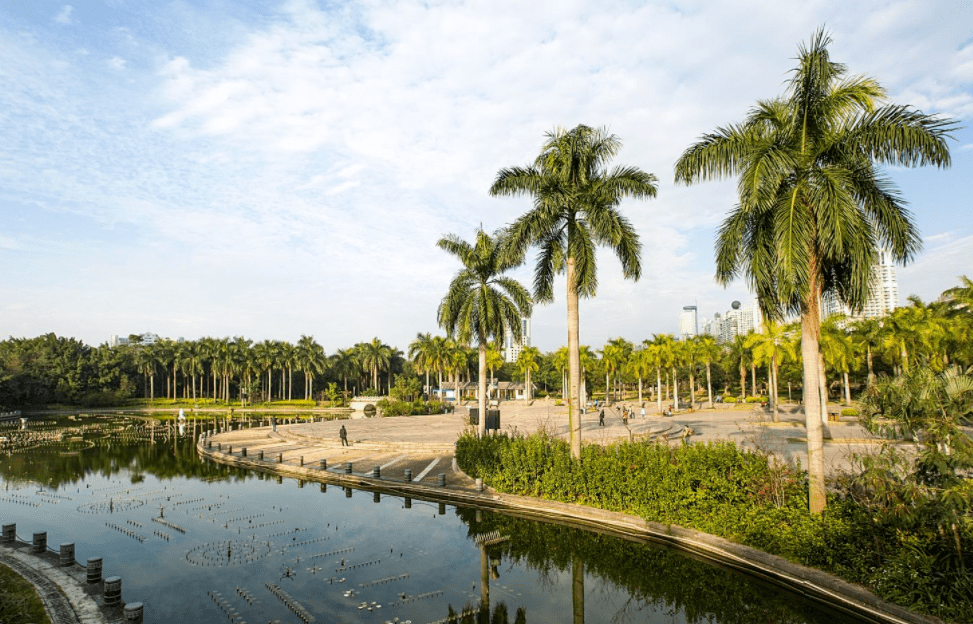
[53,5,73,25]
[2,0,971,348]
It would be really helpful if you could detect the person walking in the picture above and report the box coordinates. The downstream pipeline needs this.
[599,409,605,426]
[641,406,646,419]
[339,424,349,447]
[621,406,628,426]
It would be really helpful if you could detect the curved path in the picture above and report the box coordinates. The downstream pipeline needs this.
[201,403,936,624]
[0,548,109,624]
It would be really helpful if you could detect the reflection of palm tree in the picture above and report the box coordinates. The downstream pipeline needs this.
[675,29,954,513]
[492,124,658,458]
[572,554,585,624]
[437,228,531,431]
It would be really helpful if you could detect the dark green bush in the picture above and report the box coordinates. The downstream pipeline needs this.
[455,432,973,622]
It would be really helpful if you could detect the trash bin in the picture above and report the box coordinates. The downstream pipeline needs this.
[469,408,479,426]
[485,409,500,431]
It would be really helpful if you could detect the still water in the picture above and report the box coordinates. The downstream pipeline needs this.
[0,415,864,624]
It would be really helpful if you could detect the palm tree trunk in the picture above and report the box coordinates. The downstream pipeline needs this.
[605,372,610,403]
[477,339,487,437]
[656,368,662,414]
[866,347,875,386]
[751,362,757,397]
[637,375,642,404]
[566,258,582,459]
[771,354,779,422]
[705,363,713,409]
[802,278,827,514]
[672,367,679,410]
[739,365,746,400]
[843,371,851,406]
[818,352,829,426]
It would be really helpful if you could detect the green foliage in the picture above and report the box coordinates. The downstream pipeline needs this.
[389,376,422,402]
[0,563,53,624]
[456,432,973,621]
[376,399,450,417]
[841,408,859,416]
[723,396,738,403]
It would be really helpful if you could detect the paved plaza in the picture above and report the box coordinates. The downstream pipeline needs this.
[210,399,887,484]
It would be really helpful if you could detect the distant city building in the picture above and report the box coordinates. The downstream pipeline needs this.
[821,249,900,321]
[109,332,161,347]
[504,317,531,363]
[679,305,698,340]
[701,299,763,343]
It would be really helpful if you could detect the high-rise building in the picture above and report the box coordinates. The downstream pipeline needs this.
[679,305,698,340]
[822,249,899,320]
[701,299,763,343]
[504,317,531,363]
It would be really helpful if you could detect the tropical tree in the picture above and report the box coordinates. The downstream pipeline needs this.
[516,346,541,402]
[820,317,858,406]
[296,335,326,401]
[491,124,658,458]
[746,321,796,420]
[641,341,665,414]
[437,228,533,434]
[725,335,751,400]
[331,349,360,397]
[485,345,504,401]
[408,332,435,401]
[696,335,721,408]
[674,29,953,513]
[626,347,652,405]
[135,345,156,403]
[358,338,392,394]
[552,346,569,399]
[601,341,625,403]
[577,345,597,409]
[850,318,884,386]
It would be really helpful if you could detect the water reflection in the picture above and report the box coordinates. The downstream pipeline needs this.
[0,415,866,624]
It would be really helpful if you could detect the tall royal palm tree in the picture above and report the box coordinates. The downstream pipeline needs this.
[491,125,658,458]
[330,348,360,397]
[850,318,883,386]
[485,345,504,401]
[437,228,533,435]
[296,335,326,401]
[674,28,954,513]
[552,346,569,399]
[641,341,665,413]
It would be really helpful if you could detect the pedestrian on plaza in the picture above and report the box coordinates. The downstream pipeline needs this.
[599,409,605,426]
[621,407,628,426]
[641,406,646,419]
[339,425,349,447]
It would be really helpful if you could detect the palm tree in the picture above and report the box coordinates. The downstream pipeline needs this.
[626,347,652,405]
[696,335,721,408]
[850,318,883,386]
[491,124,658,458]
[252,341,275,402]
[485,345,504,401]
[726,335,751,401]
[296,335,326,401]
[437,228,533,434]
[641,341,665,414]
[359,338,392,394]
[600,342,625,403]
[674,29,953,513]
[552,346,569,399]
[409,332,435,401]
[577,345,597,409]
[820,317,857,406]
[516,346,541,402]
[331,349,360,397]
[135,344,156,403]
[745,321,796,421]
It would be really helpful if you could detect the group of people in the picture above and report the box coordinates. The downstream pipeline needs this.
[598,404,647,426]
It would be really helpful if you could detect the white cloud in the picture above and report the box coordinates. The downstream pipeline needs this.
[2,1,972,349]
[54,5,73,25]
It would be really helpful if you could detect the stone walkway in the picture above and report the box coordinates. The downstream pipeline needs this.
[207,399,886,486]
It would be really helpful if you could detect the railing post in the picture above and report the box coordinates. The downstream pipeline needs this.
[32,531,46,554]
[59,543,75,567]
[87,557,103,584]
[104,576,122,607]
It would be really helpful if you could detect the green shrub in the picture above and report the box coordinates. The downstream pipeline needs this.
[744,396,768,403]
[455,432,973,621]
[840,408,859,416]
[723,396,738,403]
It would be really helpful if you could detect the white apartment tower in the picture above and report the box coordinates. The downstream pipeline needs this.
[504,317,531,363]
[822,249,900,320]
[701,299,763,343]
[679,305,698,340]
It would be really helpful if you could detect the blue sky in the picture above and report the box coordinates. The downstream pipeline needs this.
[1,0,971,353]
